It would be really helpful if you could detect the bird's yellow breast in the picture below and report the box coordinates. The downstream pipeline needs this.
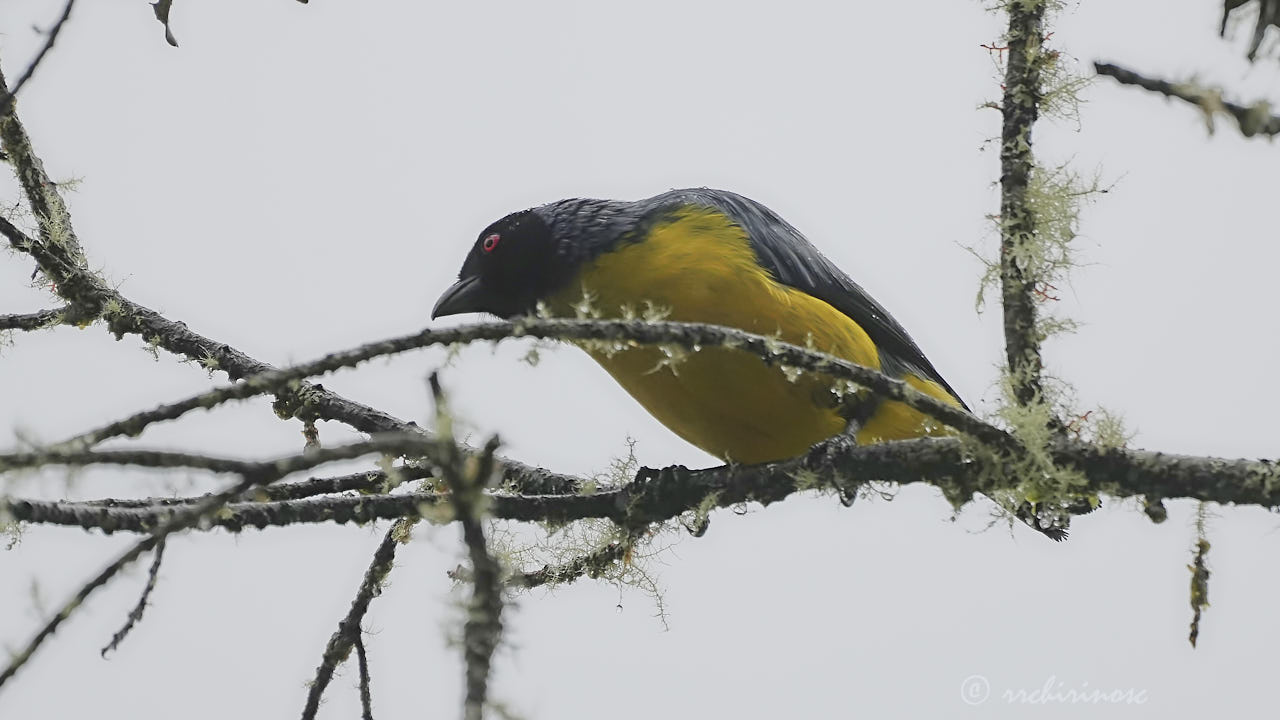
[547,207,957,464]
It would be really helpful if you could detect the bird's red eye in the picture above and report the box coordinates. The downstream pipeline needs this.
[482,234,500,253]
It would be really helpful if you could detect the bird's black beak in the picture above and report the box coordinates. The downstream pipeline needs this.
[432,276,488,319]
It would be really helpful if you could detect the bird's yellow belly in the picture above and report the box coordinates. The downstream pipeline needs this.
[585,344,847,464]
[547,207,958,464]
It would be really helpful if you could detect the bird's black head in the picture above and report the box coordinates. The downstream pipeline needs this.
[432,209,574,319]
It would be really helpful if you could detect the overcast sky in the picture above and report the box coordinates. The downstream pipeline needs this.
[2,1,1279,718]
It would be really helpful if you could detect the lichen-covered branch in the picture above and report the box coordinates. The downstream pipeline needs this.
[8,437,1278,537]
[53,316,1003,455]
[0,306,69,331]
[1094,62,1280,138]
[998,0,1050,407]
[509,541,627,590]
[0,76,91,313]
[0,434,455,478]
[0,58,429,445]
[429,373,504,720]
[0,432,479,689]
[75,465,435,509]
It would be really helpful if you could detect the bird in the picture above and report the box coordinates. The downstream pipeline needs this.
[432,188,967,465]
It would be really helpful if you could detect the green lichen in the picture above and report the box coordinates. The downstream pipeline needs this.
[959,366,1085,521]
[646,343,689,376]
[2,518,22,550]
[482,438,672,622]
[198,351,220,376]
[100,297,125,321]
[1077,406,1133,451]
[142,335,162,361]
[519,345,541,366]
[1037,43,1092,126]
[683,489,723,533]
[571,287,600,319]
[975,163,1106,320]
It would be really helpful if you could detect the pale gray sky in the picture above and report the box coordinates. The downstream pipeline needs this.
[2,1,1278,717]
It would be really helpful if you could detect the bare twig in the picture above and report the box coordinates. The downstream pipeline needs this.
[355,633,374,720]
[0,0,78,117]
[1094,61,1280,138]
[0,469,268,689]
[100,538,166,657]
[300,520,411,720]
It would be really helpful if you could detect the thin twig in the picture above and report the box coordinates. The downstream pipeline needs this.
[0,433,455,478]
[1094,61,1280,138]
[300,520,411,720]
[100,538,166,657]
[0,433,473,688]
[0,0,78,118]
[73,464,434,509]
[355,633,374,720]
[0,468,274,689]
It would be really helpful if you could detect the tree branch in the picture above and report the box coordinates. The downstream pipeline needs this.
[354,633,374,720]
[508,541,627,590]
[998,0,1049,407]
[0,0,78,119]
[0,70,91,312]
[301,520,410,720]
[0,468,267,688]
[1094,61,1280,138]
[0,434,457,478]
[0,433,482,688]
[100,538,166,657]
[0,306,69,331]
[430,374,503,720]
[9,438,1278,536]
[52,317,1003,454]
[73,464,435,509]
